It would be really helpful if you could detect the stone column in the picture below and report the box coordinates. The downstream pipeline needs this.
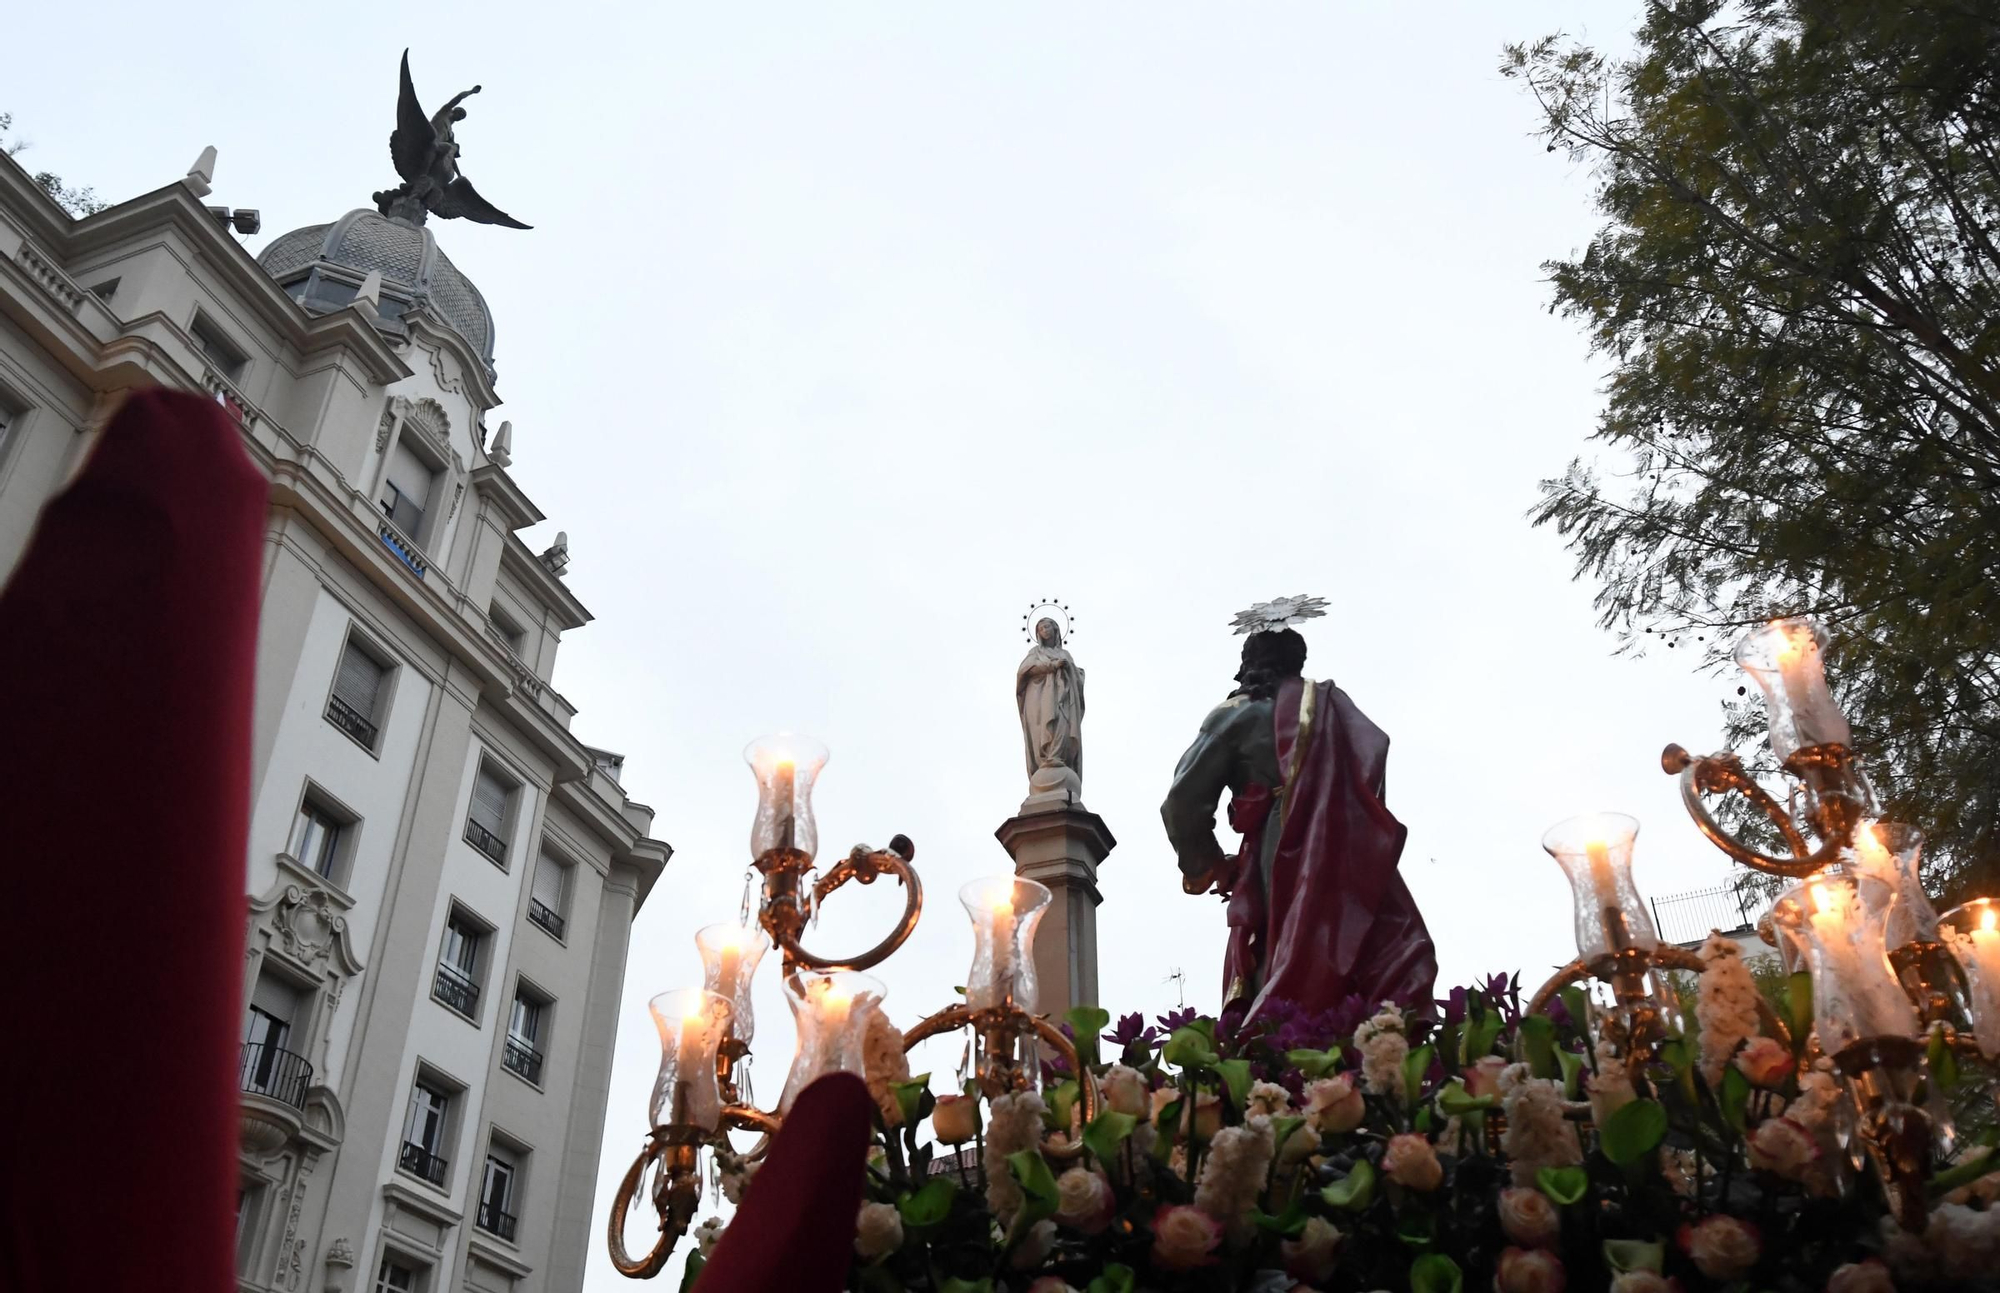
[995,799,1115,1020]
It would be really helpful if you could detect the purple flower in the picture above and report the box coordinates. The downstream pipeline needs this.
[1105,1011,1149,1046]
[1440,985,1469,1025]
[1157,1006,1199,1034]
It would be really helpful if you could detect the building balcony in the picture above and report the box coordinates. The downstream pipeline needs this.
[399,1141,449,1188]
[434,963,480,1017]
[1652,873,1789,949]
[476,1199,518,1242]
[502,1034,544,1086]
[463,818,509,867]
[378,521,429,579]
[324,692,378,747]
[527,898,565,940]
[237,1042,313,1160]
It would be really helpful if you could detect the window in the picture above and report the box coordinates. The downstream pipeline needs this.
[375,1254,419,1293]
[191,313,248,383]
[400,1079,452,1187]
[464,763,514,867]
[378,441,435,539]
[435,907,485,1019]
[528,850,570,940]
[504,982,547,1086]
[490,604,527,656]
[288,788,353,882]
[477,1144,520,1241]
[240,974,310,1106]
[326,635,389,750]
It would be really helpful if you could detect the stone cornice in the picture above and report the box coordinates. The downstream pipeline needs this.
[469,463,543,533]
[501,535,592,631]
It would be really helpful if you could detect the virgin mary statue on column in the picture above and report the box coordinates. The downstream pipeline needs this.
[1017,616,1084,786]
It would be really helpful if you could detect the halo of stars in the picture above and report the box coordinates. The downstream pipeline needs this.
[1022,599,1075,643]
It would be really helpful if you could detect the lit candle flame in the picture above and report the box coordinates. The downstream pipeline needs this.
[1983,908,1997,934]
[1811,883,1833,915]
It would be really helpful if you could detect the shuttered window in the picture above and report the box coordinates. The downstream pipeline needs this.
[532,852,568,912]
[464,764,514,866]
[380,442,434,537]
[326,640,387,747]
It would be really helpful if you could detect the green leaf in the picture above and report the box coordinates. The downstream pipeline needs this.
[1082,1109,1137,1165]
[1929,1145,1996,1197]
[1435,1077,1496,1117]
[1268,1114,1308,1164]
[1006,1149,1061,1226]
[1285,1047,1341,1078]
[1397,1209,1437,1248]
[1786,972,1814,1044]
[1930,1026,1962,1092]
[1162,1026,1220,1071]
[1463,1012,1503,1063]
[1065,1006,1111,1068]
[678,1251,705,1293]
[1254,1198,1310,1237]
[897,1175,957,1229]
[1719,1063,1751,1134]
[1555,1046,1585,1101]
[1603,1239,1665,1275]
[1403,1042,1435,1106]
[1600,1099,1668,1166]
[1517,1014,1557,1079]
[939,1280,993,1293]
[892,1074,931,1130]
[1559,987,1590,1035]
[1044,1079,1080,1134]
[1415,1104,1434,1133]
[1151,1101,1180,1162]
[1217,1058,1253,1111]
[1085,1266,1135,1293]
[1536,1165,1588,1206]
[1409,1252,1463,1293]
[1320,1158,1375,1211]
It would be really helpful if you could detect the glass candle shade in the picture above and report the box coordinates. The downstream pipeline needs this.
[1732,618,1852,763]
[647,988,732,1131]
[778,970,885,1113]
[1848,822,1937,949]
[1542,813,1658,963]
[1769,876,1920,1058]
[744,732,829,864]
[1942,900,2000,1059]
[960,875,1052,1013]
[696,922,770,1044]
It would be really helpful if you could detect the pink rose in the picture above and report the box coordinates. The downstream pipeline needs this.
[1735,1036,1795,1088]
[1495,1246,1566,1293]
[1382,1133,1444,1192]
[1746,1116,1819,1180]
[1281,1215,1341,1282]
[1827,1260,1896,1293]
[1191,1092,1223,1141]
[931,1093,977,1145]
[1101,1064,1148,1117]
[1683,1215,1760,1281]
[1053,1165,1114,1234]
[1465,1055,1509,1099]
[1151,1204,1223,1270]
[1498,1186,1561,1249]
[1303,1074,1366,1134]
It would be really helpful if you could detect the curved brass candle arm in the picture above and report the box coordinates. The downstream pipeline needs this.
[1661,744,1840,878]
[1527,945,1792,1051]
[901,1002,1100,1162]
[759,837,924,974]
[604,1103,787,1279]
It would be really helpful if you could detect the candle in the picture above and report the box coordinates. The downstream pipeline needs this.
[991,886,1017,1005]
[1952,904,2000,1058]
[1586,838,1627,951]
[773,757,795,853]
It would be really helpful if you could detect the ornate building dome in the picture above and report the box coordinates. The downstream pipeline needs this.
[259,210,497,381]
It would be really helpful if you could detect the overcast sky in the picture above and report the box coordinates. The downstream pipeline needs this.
[13,1,1769,1284]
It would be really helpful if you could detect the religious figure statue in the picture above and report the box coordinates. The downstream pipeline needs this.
[1016,617,1084,788]
[1162,597,1436,1024]
[373,50,531,229]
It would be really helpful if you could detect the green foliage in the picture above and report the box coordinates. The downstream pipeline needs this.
[1006,1149,1060,1228]
[1084,1266,1134,1293]
[1321,1158,1375,1211]
[1066,1006,1111,1068]
[0,111,106,216]
[1516,1013,1558,1078]
[898,1176,958,1230]
[1506,2,2000,888]
[1410,1253,1464,1293]
[1600,1098,1669,1166]
[1537,1165,1589,1206]
[1081,1109,1136,1165]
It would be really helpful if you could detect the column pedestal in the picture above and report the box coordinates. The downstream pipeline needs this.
[995,802,1116,1020]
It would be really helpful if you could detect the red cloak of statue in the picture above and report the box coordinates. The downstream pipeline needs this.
[1225,676,1438,1022]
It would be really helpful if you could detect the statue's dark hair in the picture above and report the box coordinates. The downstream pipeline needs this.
[1234,628,1307,700]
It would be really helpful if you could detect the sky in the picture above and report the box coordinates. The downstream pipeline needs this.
[9,2,1769,1285]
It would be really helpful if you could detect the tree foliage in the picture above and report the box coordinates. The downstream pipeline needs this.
[1506,0,2000,891]
[1,111,107,217]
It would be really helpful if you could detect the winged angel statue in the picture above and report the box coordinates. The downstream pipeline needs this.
[372,50,531,229]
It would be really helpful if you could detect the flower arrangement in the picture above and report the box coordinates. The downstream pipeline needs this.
[687,960,2000,1293]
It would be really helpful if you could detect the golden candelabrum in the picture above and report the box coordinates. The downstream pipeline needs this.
[606,734,1095,1278]
[1527,617,2000,1231]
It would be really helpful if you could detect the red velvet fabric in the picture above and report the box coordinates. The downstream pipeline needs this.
[0,390,268,1291]
[697,1073,875,1293]
[1226,677,1438,1023]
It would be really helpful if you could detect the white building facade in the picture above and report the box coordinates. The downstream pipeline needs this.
[0,154,670,1293]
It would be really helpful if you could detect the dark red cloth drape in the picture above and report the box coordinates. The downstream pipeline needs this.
[697,1072,874,1293]
[0,390,268,1290]
[1227,677,1438,1022]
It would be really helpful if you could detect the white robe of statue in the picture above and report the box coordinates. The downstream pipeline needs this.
[1016,618,1084,787]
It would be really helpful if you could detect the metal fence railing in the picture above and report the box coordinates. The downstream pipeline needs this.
[1651,874,1789,947]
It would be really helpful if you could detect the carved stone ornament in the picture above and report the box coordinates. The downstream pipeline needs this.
[423,337,466,395]
[324,1237,356,1268]
[374,402,396,452]
[250,882,365,977]
[390,394,453,460]
[446,454,468,522]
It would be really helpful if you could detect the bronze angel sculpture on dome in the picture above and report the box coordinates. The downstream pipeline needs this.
[372,50,531,230]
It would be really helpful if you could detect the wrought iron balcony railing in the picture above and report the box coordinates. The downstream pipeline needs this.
[324,693,378,747]
[502,1034,544,1086]
[1651,873,1789,948]
[399,1141,449,1187]
[464,819,509,867]
[379,521,428,579]
[528,898,566,940]
[477,1198,518,1242]
[238,1042,313,1109]
[434,962,480,1017]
